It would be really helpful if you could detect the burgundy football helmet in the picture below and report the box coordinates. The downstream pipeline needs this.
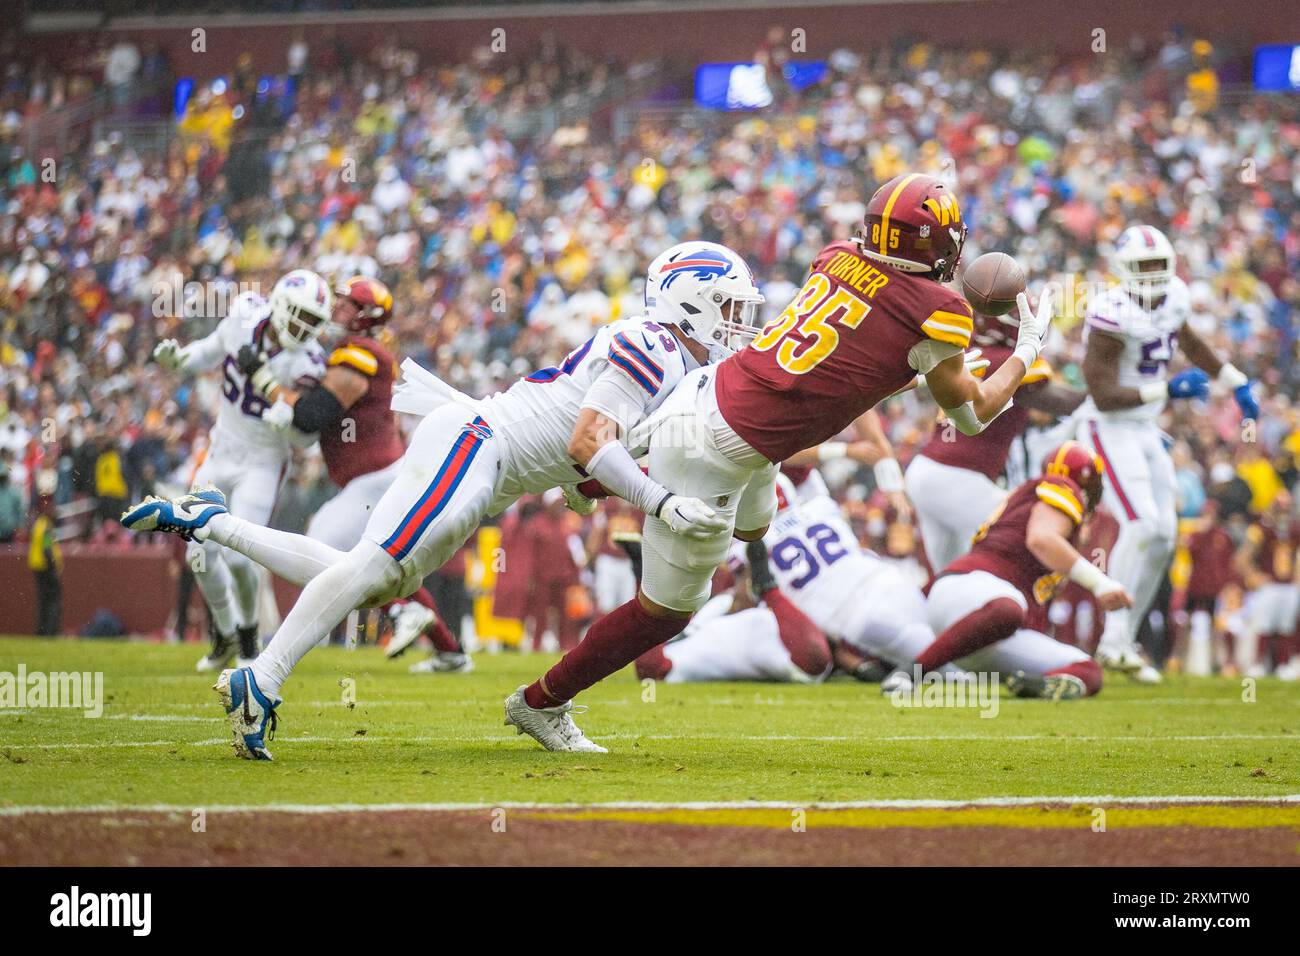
[333,276,394,336]
[855,173,967,282]
[1042,441,1105,515]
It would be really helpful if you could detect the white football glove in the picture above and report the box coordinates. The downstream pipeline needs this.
[249,361,280,401]
[152,338,185,372]
[262,399,294,431]
[1012,291,1052,368]
[914,348,988,391]
[658,494,729,540]
[963,347,990,377]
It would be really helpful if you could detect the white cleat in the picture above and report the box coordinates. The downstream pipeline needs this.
[121,486,227,541]
[196,621,236,673]
[409,652,474,674]
[504,686,607,753]
[386,602,436,659]
[1274,660,1300,682]
[213,667,281,761]
[1097,643,1163,683]
[1133,663,1163,685]
[880,667,913,696]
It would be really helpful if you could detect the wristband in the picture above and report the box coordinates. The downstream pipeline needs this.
[873,457,904,493]
[1011,343,1039,370]
[1217,363,1248,390]
[1067,556,1120,596]
[1138,381,1168,404]
[818,442,848,463]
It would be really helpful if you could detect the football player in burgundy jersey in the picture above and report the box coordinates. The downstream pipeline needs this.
[509,172,1056,750]
[906,309,1084,574]
[1233,492,1299,678]
[904,442,1131,700]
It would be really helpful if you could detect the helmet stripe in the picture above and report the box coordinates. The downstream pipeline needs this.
[878,173,922,255]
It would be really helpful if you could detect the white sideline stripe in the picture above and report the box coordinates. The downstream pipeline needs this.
[5,731,1298,750]
[2,794,1297,817]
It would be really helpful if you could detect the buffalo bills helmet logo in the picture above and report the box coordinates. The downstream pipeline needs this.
[657,248,734,290]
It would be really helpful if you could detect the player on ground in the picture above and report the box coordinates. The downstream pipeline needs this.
[635,469,961,685]
[125,241,764,759]
[1233,491,1298,679]
[909,442,1128,699]
[150,269,331,671]
[506,172,1055,751]
[634,538,834,685]
[1077,225,1259,681]
[906,309,1083,572]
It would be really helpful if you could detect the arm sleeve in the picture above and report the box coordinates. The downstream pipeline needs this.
[291,385,347,434]
[584,439,673,518]
[177,324,229,373]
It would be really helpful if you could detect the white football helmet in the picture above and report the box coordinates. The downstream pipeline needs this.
[1112,225,1176,302]
[268,269,333,349]
[645,242,765,361]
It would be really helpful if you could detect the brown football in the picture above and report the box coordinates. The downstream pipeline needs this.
[960,252,1026,317]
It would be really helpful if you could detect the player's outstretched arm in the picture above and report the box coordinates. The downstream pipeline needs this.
[1178,322,1259,420]
[926,292,1050,435]
[152,326,225,374]
[1025,502,1131,612]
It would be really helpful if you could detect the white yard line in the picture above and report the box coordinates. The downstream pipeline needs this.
[4,731,1296,751]
[1,794,1297,817]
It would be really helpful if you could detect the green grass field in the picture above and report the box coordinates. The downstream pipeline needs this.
[2,637,1298,809]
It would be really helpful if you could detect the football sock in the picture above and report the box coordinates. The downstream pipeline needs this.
[915,597,1023,672]
[525,596,688,708]
[406,588,462,653]
[764,589,831,678]
[206,514,346,586]
[190,542,239,637]
[745,538,779,597]
[634,644,672,681]
[1187,609,1214,676]
[225,550,262,631]
[251,541,401,696]
[1044,659,1103,696]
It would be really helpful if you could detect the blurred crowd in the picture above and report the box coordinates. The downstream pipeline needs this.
[1,29,1298,666]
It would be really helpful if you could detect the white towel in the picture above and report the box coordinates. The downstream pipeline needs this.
[390,357,483,417]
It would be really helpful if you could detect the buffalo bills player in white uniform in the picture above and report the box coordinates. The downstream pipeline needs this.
[150,270,331,671]
[1077,225,1258,682]
[642,470,941,683]
[125,242,764,759]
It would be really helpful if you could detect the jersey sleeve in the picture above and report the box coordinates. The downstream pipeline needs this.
[328,343,381,377]
[291,347,326,389]
[920,295,974,348]
[1034,478,1085,526]
[178,327,228,374]
[605,326,667,398]
[1084,291,1127,337]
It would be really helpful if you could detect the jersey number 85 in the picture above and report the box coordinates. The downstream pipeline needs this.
[750,273,870,375]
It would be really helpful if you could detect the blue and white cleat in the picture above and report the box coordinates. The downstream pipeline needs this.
[121,486,228,541]
[213,667,281,761]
